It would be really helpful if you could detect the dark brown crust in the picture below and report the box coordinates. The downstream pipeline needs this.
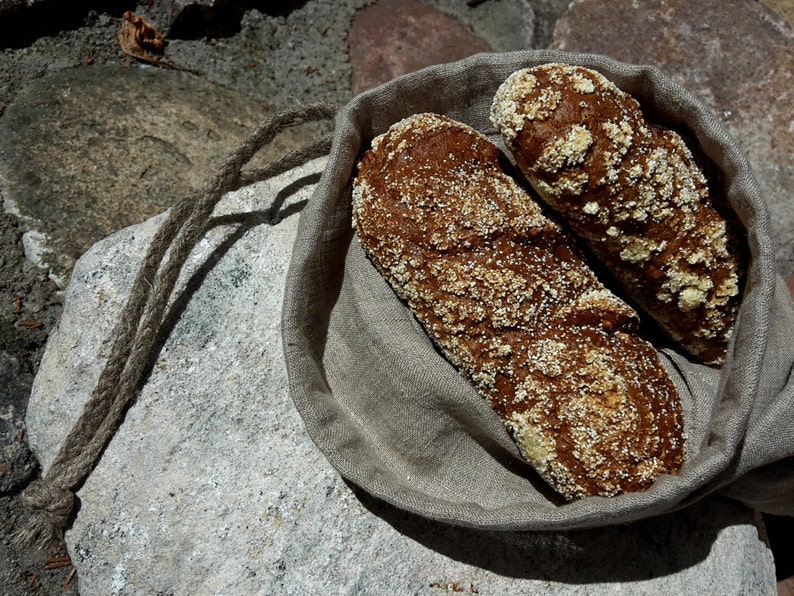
[491,64,744,366]
[352,113,685,500]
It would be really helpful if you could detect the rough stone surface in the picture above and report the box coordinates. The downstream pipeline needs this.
[0,206,69,592]
[0,209,58,493]
[154,0,216,33]
[0,64,324,287]
[25,161,777,594]
[0,351,37,493]
[761,0,794,28]
[552,0,794,277]
[0,0,60,19]
[0,212,61,365]
[531,0,574,48]
[0,0,790,592]
[164,2,360,109]
[164,0,535,109]
[0,0,25,15]
[349,0,493,94]
[0,0,535,291]
[430,0,535,52]
[0,0,129,56]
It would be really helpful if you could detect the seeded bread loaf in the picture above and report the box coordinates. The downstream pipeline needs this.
[491,64,744,366]
[352,113,685,500]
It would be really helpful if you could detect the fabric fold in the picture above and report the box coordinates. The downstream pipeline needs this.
[282,49,794,529]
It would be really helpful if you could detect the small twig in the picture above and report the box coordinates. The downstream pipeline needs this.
[44,555,72,570]
[63,567,77,590]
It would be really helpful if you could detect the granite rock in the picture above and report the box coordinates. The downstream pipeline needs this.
[0,0,25,15]
[151,0,218,33]
[0,64,324,287]
[0,210,58,493]
[164,1,360,109]
[761,0,794,28]
[0,212,61,366]
[349,0,537,96]
[348,0,493,94]
[26,160,776,594]
[161,0,536,108]
[0,351,37,494]
[0,0,57,18]
[552,0,794,277]
[0,0,536,292]
[530,0,574,48]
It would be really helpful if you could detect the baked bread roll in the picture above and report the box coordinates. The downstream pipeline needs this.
[352,113,685,500]
[491,63,744,366]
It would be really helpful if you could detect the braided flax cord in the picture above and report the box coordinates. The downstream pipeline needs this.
[18,102,338,550]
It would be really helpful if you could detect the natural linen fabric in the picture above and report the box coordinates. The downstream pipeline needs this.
[282,49,794,530]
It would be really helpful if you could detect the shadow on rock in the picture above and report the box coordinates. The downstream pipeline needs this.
[148,171,320,385]
[169,0,309,40]
[0,0,134,49]
[347,479,741,584]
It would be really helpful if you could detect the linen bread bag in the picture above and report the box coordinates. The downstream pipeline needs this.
[281,49,794,529]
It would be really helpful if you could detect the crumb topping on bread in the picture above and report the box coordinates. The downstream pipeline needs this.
[491,63,745,365]
[353,113,685,500]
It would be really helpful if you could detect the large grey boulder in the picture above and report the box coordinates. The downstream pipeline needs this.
[0,65,318,288]
[26,160,776,594]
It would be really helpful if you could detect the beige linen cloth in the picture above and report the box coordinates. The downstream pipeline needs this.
[282,50,794,530]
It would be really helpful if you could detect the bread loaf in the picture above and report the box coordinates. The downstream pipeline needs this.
[352,113,685,500]
[490,63,744,366]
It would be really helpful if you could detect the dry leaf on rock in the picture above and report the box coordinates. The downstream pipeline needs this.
[119,12,167,64]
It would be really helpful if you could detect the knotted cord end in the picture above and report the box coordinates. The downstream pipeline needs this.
[16,479,75,551]
[13,101,338,554]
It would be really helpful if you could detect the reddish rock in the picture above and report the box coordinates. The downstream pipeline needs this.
[348,0,492,95]
[552,0,794,277]
[787,273,794,300]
